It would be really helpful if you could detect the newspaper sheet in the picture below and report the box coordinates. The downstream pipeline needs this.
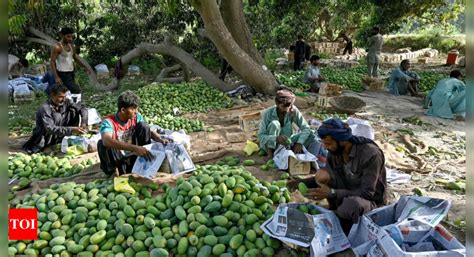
[131,149,166,179]
[164,143,195,175]
[349,196,464,257]
[261,203,350,256]
[273,145,317,170]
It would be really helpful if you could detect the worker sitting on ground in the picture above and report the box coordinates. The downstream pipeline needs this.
[304,55,325,93]
[8,54,29,79]
[257,89,320,159]
[98,90,169,176]
[23,84,88,154]
[300,118,387,234]
[425,70,466,121]
[388,59,423,97]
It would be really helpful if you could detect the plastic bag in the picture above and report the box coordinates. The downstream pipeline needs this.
[13,83,33,97]
[65,91,82,103]
[95,64,110,79]
[87,108,102,125]
[128,65,140,75]
[65,145,84,156]
[243,140,259,156]
[114,177,136,194]
[94,64,109,73]
[61,136,89,155]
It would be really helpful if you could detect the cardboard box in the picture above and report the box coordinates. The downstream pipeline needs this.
[288,156,311,175]
[239,111,262,132]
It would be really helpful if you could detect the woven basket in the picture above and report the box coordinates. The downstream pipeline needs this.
[328,96,366,114]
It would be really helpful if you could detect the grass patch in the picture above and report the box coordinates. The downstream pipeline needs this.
[384,34,465,54]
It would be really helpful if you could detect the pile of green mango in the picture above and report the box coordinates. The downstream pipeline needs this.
[94,81,232,133]
[8,153,96,190]
[275,66,367,92]
[416,71,449,93]
[8,163,291,257]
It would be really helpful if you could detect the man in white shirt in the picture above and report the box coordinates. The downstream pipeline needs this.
[304,55,325,93]
[50,27,89,95]
[367,26,384,77]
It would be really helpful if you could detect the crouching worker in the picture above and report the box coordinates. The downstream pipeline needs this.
[306,118,387,234]
[425,70,466,120]
[257,89,319,159]
[98,90,169,176]
[23,84,88,154]
[388,59,423,97]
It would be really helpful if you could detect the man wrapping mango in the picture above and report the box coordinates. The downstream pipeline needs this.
[257,90,321,160]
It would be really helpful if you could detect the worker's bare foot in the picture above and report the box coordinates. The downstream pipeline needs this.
[455,116,465,121]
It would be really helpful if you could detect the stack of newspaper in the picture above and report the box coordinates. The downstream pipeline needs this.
[261,203,351,256]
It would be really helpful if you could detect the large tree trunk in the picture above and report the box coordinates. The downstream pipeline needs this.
[191,0,278,95]
[220,0,263,65]
[122,39,236,92]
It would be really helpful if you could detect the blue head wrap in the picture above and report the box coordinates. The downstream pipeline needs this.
[317,118,353,141]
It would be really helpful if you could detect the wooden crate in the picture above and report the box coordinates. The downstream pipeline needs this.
[287,52,294,62]
[369,80,385,90]
[319,83,343,97]
[418,57,428,64]
[239,111,262,132]
[317,95,332,108]
[288,156,311,175]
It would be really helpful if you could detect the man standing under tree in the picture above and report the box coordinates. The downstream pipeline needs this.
[219,59,233,81]
[294,35,306,71]
[367,26,383,77]
[51,27,90,97]
[342,33,353,55]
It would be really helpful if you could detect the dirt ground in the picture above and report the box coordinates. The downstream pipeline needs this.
[8,58,466,255]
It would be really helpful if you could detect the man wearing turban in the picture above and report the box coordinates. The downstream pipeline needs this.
[257,90,319,159]
[306,118,387,234]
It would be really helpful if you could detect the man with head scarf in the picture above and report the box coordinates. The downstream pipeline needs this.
[257,89,320,159]
[304,118,387,234]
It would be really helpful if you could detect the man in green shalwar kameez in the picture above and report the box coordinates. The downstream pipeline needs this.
[257,90,319,158]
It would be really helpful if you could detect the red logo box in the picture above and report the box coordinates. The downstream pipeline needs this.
[9,208,38,240]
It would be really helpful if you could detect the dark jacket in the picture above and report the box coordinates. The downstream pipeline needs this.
[23,99,88,151]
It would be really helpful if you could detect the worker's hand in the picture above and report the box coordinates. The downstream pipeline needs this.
[307,183,331,200]
[276,135,289,146]
[157,137,170,145]
[72,127,87,135]
[132,146,154,161]
[55,76,63,85]
[318,76,325,82]
[293,143,303,154]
